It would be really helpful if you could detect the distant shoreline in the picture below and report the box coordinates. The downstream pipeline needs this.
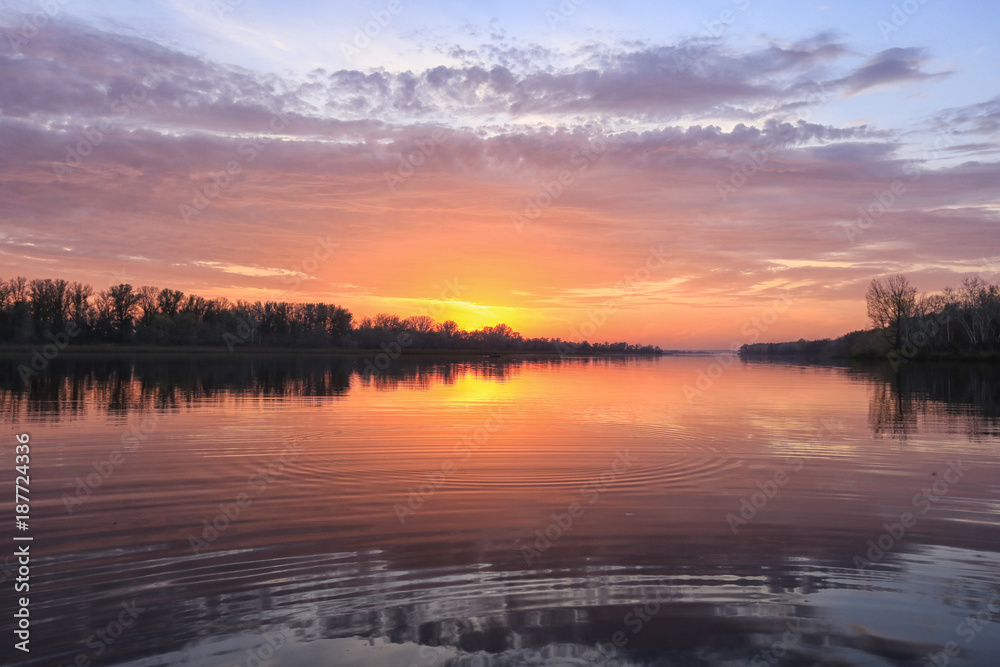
[740,349,1000,362]
[0,344,674,358]
[5,342,993,361]
[738,338,1000,363]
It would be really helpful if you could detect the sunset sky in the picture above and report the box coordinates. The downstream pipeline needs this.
[1,0,998,348]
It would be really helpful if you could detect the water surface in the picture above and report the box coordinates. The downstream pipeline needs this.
[2,354,999,666]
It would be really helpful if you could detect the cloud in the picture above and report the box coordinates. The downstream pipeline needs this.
[933,95,1000,136]
[835,48,948,94]
[0,20,947,134]
[0,17,995,346]
[314,38,851,122]
[189,261,302,279]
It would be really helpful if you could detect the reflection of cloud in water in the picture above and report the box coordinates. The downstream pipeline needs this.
[142,543,1000,666]
[12,356,1000,667]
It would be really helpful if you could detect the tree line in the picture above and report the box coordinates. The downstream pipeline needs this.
[863,274,1000,356]
[0,276,663,355]
[740,274,1000,360]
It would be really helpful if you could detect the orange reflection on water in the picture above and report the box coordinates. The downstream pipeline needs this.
[4,354,1000,666]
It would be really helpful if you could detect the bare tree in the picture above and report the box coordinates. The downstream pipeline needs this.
[956,277,1000,347]
[9,276,28,305]
[157,289,184,317]
[372,313,405,330]
[105,284,140,336]
[233,300,260,345]
[93,290,115,336]
[29,278,69,334]
[436,320,459,337]
[182,295,210,319]
[405,315,436,333]
[866,274,916,351]
[137,286,160,326]
[68,282,94,326]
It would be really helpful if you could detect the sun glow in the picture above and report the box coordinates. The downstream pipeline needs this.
[420,299,522,333]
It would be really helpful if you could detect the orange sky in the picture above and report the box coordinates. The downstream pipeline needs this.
[2,16,998,348]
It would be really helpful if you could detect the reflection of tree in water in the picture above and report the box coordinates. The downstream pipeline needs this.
[867,376,920,440]
[356,359,522,392]
[859,362,1000,441]
[0,354,534,420]
[741,357,1000,441]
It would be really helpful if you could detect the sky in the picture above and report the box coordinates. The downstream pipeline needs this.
[1,0,998,348]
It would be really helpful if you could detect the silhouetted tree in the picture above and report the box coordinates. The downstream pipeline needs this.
[29,278,70,336]
[5,277,32,341]
[406,315,435,333]
[744,274,1000,360]
[136,286,160,327]
[1,275,664,355]
[106,284,140,339]
[68,282,93,330]
[866,274,916,351]
[157,289,184,317]
[437,320,459,337]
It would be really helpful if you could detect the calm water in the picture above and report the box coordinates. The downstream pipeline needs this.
[2,354,999,666]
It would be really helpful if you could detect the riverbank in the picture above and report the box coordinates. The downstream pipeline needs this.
[739,330,1000,363]
[0,344,667,358]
